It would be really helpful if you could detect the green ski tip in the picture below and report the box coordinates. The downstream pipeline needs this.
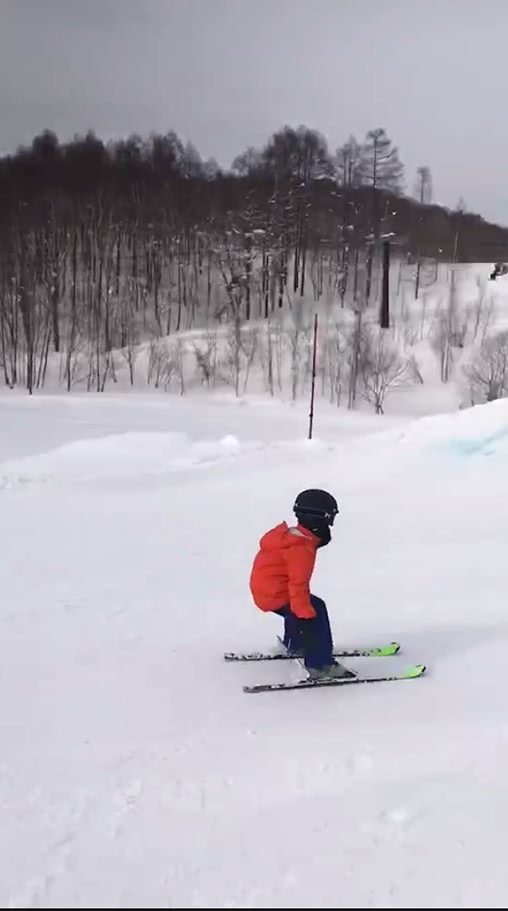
[402,664,426,678]
[370,641,400,656]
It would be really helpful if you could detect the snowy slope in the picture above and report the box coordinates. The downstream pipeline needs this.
[1,392,508,908]
[9,259,508,422]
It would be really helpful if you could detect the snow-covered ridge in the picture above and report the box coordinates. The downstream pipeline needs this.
[1,397,506,492]
[0,432,260,489]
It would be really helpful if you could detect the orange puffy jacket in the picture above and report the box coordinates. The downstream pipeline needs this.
[249,522,319,620]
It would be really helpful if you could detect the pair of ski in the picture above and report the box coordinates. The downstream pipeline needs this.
[224,640,426,693]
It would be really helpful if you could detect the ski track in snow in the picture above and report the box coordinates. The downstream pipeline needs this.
[2,394,508,907]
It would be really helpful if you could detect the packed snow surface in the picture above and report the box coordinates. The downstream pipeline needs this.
[1,391,508,908]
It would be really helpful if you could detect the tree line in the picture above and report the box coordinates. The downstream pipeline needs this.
[1,123,507,394]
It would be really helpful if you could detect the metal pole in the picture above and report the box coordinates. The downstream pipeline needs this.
[308,313,318,440]
[380,240,390,328]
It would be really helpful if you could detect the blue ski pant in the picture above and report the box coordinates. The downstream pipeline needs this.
[274,595,334,670]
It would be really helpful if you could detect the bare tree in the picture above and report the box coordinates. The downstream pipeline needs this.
[430,271,468,383]
[413,167,433,298]
[360,325,414,414]
[452,197,467,262]
[174,339,186,396]
[326,321,348,406]
[146,339,176,390]
[358,128,404,193]
[193,329,219,388]
[356,128,404,302]
[119,332,139,386]
[221,321,244,396]
[241,327,258,394]
[259,319,275,396]
[470,276,495,343]
[347,307,363,409]
[414,166,433,205]
[463,331,508,402]
[335,136,363,187]
[231,146,265,176]
[287,295,311,401]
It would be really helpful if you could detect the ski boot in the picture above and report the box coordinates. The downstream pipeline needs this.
[307,661,356,681]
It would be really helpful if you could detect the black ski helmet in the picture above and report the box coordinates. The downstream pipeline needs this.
[293,489,339,527]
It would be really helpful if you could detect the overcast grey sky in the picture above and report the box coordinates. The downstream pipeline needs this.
[1,0,508,223]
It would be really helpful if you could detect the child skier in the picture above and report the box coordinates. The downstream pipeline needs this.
[249,489,354,680]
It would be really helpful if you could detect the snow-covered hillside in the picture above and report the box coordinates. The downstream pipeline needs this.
[2,391,508,907]
[5,259,508,423]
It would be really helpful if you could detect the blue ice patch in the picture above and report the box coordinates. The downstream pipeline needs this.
[447,424,508,457]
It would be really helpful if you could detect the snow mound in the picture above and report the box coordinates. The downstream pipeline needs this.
[398,399,508,458]
[3,399,505,493]
[0,431,262,489]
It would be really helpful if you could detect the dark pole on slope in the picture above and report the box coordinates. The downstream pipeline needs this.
[380,239,390,329]
[308,313,318,440]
